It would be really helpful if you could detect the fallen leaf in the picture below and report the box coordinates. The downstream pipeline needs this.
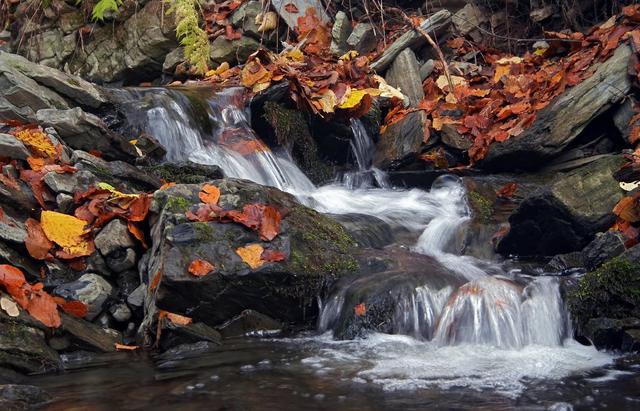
[199,184,221,205]
[115,343,140,351]
[165,311,193,325]
[14,129,58,158]
[127,222,147,248]
[354,303,366,316]
[188,259,215,277]
[40,211,94,258]
[59,300,88,318]
[236,244,264,269]
[284,3,299,13]
[261,248,286,262]
[496,183,518,198]
[0,296,19,317]
[25,218,53,260]
[150,270,162,291]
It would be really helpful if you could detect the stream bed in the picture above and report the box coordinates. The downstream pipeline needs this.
[31,335,640,411]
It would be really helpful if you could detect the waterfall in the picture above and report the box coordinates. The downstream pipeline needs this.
[121,86,581,351]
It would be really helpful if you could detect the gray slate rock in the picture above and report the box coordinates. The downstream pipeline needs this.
[385,48,424,107]
[210,36,261,66]
[217,309,283,338]
[95,219,136,257]
[0,213,26,244]
[480,45,633,170]
[0,385,52,409]
[346,23,377,55]
[60,312,121,352]
[0,317,61,374]
[127,284,146,308]
[0,133,30,160]
[162,47,185,74]
[330,11,352,56]
[419,59,435,81]
[109,303,132,323]
[106,248,137,273]
[373,111,426,168]
[54,273,113,320]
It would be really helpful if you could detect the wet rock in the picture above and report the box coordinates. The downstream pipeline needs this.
[0,51,105,108]
[210,36,261,66]
[324,248,465,340]
[148,179,358,326]
[373,111,426,169]
[330,11,352,56]
[497,155,624,256]
[116,270,141,300]
[0,316,61,374]
[346,23,377,55]
[0,242,40,282]
[613,98,636,145]
[60,313,121,352]
[385,48,424,107]
[271,0,330,29]
[581,317,640,350]
[95,219,136,257]
[43,170,95,194]
[230,1,280,43]
[217,309,283,338]
[0,385,52,409]
[154,341,218,362]
[23,29,75,69]
[159,321,222,352]
[480,45,632,171]
[545,252,584,272]
[581,231,626,271]
[622,328,640,351]
[85,252,112,278]
[54,273,113,320]
[106,248,138,273]
[36,108,133,161]
[0,134,30,160]
[0,368,25,385]
[330,213,394,249]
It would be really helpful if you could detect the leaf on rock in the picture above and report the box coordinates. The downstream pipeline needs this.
[354,303,366,316]
[199,184,221,205]
[59,300,88,318]
[236,244,265,269]
[188,259,215,277]
[150,270,162,291]
[115,343,140,351]
[26,289,61,328]
[0,296,19,317]
[165,311,193,326]
[25,218,53,260]
[127,222,148,248]
[261,249,286,262]
[14,129,58,158]
[496,183,518,198]
[41,211,94,258]
[613,196,640,222]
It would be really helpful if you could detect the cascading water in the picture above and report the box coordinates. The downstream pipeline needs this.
[120,86,613,396]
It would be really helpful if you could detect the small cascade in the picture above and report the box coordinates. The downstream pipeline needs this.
[340,119,390,189]
[123,86,583,355]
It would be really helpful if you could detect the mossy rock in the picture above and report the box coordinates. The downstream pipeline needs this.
[148,179,359,326]
[568,257,640,329]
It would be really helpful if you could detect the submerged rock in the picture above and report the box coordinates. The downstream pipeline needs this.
[0,384,52,410]
[217,309,283,338]
[146,179,358,327]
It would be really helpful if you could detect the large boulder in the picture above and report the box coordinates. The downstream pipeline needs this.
[373,111,427,169]
[496,155,624,256]
[146,179,359,327]
[65,1,178,83]
[479,44,632,171]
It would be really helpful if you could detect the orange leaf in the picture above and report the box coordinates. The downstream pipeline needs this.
[127,222,148,248]
[25,218,53,260]
[259,205,281,241]
[150,270,162,291]
[199,184,221,205]
[354,303,366,316]
[59,300,88,318]
[261,249,286,262]
[115,343,140,351]
[613,196,640,222]
[188,259,215,277]
[165,311,193,326]
[236,244,264,269]
[496,183,518,198]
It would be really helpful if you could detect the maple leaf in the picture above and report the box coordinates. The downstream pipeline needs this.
[236,244,265,269]
[40,211,94,258]
[188,259,215,277]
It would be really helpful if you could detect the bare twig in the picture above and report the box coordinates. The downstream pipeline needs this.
[388,7,454,93]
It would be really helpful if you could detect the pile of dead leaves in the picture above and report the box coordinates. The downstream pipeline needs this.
[384,4,640,164]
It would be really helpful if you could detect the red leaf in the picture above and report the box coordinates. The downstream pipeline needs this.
[261,249,286,262]
[496,183,518,198]
[354,303,366,316]
[284,3,299,13]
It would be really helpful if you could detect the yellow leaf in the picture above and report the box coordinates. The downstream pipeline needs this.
[241,59,272,88]
[14,129,58,158]
[206,62,230,77]
[284,48,304,62]
[97,182,139,198]
[340,50,359,61]
[257,11,278,32]
[236,244,264,269]
[495,56,523,65]
[40,211,93,257]
[338,89,368,109]
[493,64,511,82]
[435,75,466,91]
[129,139,138,145]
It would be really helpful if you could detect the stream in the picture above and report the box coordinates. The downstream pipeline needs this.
[30,86,640,410]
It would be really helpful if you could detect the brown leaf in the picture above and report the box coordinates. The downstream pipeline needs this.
[127,222,148,249]
[284,3,299,13]
[25,218,53,260]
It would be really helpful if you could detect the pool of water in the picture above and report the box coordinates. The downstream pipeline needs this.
[31,334,640,411]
